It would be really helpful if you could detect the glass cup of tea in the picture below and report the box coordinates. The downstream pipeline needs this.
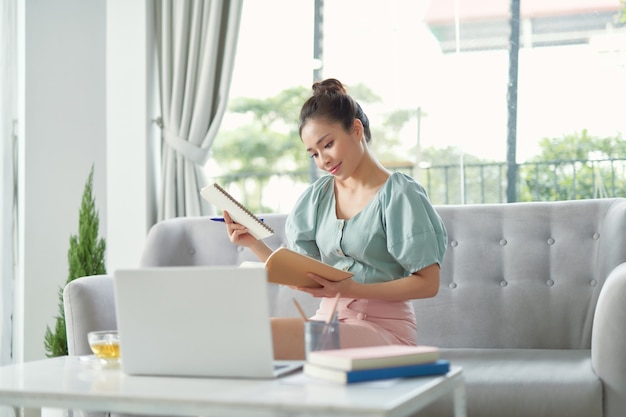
[87,330,120,361]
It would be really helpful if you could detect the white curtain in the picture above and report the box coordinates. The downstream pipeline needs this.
[0,0,17,365]
[155,0,243,220]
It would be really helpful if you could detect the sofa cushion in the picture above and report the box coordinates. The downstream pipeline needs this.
[417,349,602,417]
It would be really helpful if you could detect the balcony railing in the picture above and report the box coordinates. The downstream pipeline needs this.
[419,158,626,205]
[209,158,626,213]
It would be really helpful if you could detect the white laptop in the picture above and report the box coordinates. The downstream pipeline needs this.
[113,266,303,378]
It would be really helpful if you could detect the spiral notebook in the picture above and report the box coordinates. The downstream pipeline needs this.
[200,183,274,240]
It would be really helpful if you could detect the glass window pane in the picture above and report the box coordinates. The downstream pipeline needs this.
[210,0,626,210]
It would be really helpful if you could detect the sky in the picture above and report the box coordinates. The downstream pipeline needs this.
[223,0,626,164]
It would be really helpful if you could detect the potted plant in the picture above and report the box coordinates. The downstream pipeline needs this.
[44,165,106,357]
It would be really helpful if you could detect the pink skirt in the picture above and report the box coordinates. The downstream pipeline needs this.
[309,297,417,348]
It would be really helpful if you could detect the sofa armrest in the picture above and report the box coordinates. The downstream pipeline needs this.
[592,262,626,417]
[63,274,117,356]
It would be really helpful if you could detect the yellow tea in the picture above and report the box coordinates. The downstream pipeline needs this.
[90,342,120,359]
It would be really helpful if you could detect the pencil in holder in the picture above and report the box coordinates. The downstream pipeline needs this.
[304,318,340,359]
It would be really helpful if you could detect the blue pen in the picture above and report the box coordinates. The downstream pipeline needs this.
[211,217,264,222]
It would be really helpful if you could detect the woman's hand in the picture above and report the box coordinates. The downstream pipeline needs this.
[297,263,441,301]
[222,211,273,262]
[297,273,356,298]
[223,211,258,248]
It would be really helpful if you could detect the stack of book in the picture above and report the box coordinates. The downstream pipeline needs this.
[303,344,450,384]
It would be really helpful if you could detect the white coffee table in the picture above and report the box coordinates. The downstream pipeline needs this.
[0,356,466,417]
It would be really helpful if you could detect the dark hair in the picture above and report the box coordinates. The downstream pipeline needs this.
[298,78,371,143]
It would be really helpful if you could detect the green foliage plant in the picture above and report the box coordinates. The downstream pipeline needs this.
[43,165,107,357]
[212,83,418,212]
[519,130,626,201]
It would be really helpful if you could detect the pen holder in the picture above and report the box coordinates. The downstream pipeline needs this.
[304,320,340,359]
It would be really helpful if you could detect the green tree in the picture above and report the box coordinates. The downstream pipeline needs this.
[211,83,416,212]
[44,165,107,357]
[211,87,311,212]
[342,84,410,163]
[519,130,626,201]
[370,109,414,163]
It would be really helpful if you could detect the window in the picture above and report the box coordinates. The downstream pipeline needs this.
[209,0,626,210]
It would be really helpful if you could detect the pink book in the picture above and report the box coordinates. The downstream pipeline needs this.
[307,344,440,371]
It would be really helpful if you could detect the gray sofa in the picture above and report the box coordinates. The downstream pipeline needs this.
[64,198,626,417]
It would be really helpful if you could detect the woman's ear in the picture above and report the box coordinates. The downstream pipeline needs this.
[352,119,364,140]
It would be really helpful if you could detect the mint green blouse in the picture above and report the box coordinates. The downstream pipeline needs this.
[285,172,447,284]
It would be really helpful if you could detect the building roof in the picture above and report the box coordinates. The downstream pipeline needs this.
[425,0,621,23]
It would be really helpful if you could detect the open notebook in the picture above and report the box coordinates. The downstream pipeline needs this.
[113,266,302,378]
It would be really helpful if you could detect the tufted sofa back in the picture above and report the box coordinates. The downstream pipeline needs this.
[139,198,626,351]
[138,213,315,319]
[415,198,626,349]
[140,213,291,267]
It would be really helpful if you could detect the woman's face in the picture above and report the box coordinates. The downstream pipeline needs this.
[301,118,364,180]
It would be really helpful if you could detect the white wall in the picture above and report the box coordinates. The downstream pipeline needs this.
[106,0,158,272]
[15,0,155,363]
[16,0,110,363]
[17,0,108,362]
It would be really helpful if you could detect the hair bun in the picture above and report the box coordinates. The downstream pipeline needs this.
[299,78,372,143]
[312,78,346,96]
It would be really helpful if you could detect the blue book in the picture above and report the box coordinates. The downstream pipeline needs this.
[303,360,450,384]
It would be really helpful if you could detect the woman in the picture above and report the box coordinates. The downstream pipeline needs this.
[223,78,447,360]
